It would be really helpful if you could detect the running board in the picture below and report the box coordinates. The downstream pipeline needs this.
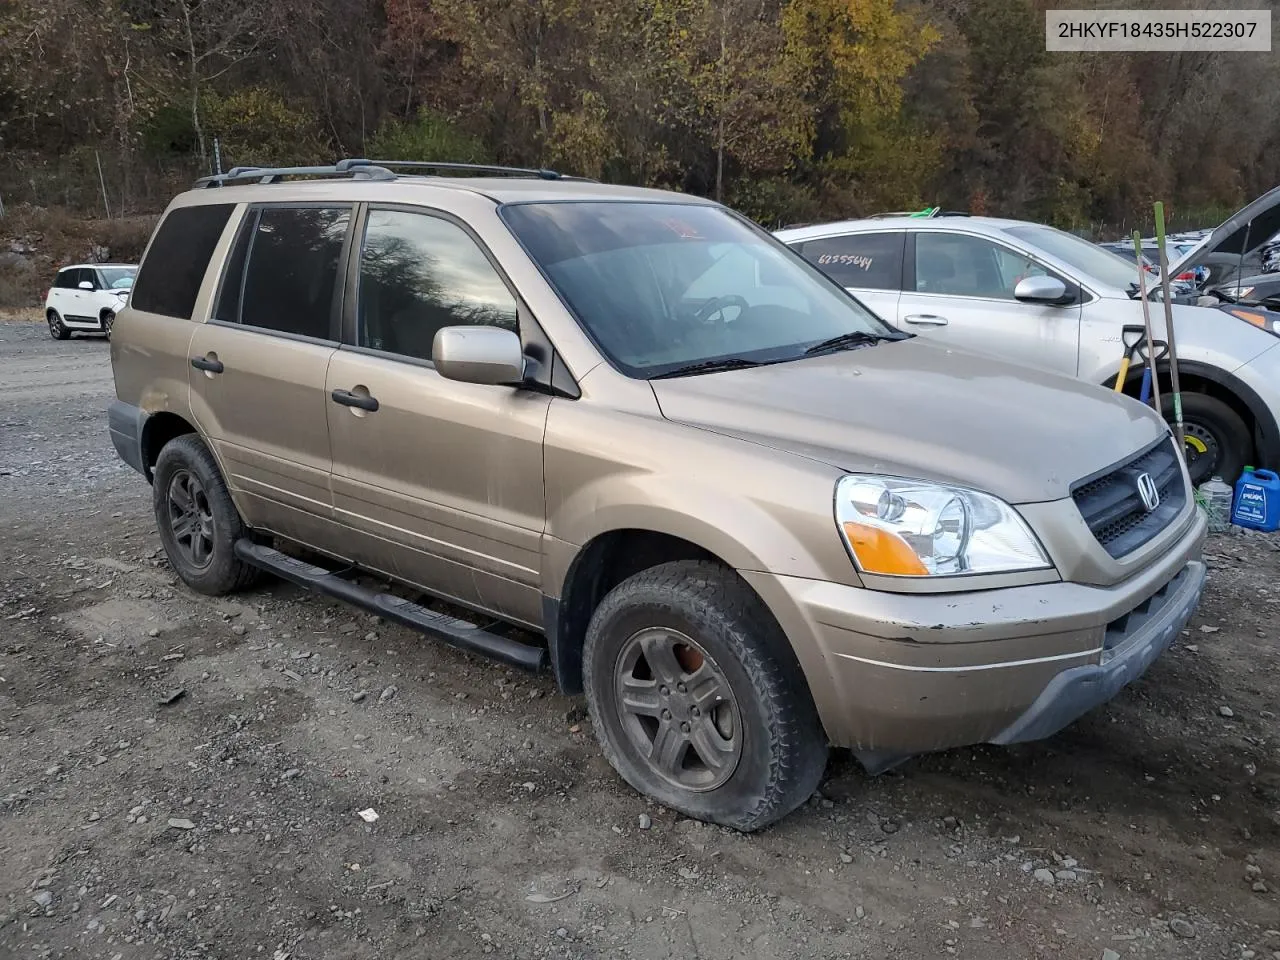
[234,540,546,671]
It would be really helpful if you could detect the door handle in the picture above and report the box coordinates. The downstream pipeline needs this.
[190,355,224,373]
[331,388,379,412]
[903,314,949,326]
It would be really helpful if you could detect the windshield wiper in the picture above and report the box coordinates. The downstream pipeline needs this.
[649,357,763,379]
[803,330,905,356]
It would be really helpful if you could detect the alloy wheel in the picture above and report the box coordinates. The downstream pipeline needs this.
[166,469,216,569]
[613,627,743,791]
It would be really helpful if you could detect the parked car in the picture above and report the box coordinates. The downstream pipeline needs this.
[1095,241,1194,295]
[108,160,1206,831]
[1163,188,1280,298]
[1206,271,1280,309]
[778,207,1280,486]
[45,263,136,340]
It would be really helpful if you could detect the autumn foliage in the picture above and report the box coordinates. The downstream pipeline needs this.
[1,0,1277,231]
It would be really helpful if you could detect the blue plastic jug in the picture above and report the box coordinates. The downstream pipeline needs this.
[1231,466,1280,532]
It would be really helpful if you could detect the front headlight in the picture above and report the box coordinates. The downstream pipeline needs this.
[835,475,1051,577]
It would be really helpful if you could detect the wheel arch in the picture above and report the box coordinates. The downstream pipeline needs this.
[546,528,806,699]
[140,411,199,481]
[1109,360,1279,470]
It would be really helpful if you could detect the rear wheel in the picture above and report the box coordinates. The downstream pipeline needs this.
[1164,392,1250,485]
[47,309,70,340]
[583,560,827,832]
[153,434,263,595]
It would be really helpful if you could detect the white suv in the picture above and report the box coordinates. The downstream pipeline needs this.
[45,263,137,341]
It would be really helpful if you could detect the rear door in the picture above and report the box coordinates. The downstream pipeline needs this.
[49,269,77,319]
[325,205,550,626]
[187,204,352,551]
[789,231,905,324]
[895,230,1081,375]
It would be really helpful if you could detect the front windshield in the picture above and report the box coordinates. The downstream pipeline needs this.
[1005,224,1140,291]
[500,201,898,377]
[100,267,136,289]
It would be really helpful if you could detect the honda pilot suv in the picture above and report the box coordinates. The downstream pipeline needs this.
[108,160,1207,830]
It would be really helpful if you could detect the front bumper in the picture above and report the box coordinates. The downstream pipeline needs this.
[743,507,1206,760]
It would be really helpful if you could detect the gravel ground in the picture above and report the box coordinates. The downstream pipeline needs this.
[1,316,1278,960]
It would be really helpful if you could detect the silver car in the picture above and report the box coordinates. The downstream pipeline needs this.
[777,204,1280,485]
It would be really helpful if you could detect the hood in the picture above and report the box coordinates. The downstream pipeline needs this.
[1168,184,1280,278]
[650,339,1168,504]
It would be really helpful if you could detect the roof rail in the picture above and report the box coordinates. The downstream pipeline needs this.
[193,158,594,189]
[194,161,396,188]
[342,158,577,181]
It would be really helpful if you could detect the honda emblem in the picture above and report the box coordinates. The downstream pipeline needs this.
[1136,472,1160,512]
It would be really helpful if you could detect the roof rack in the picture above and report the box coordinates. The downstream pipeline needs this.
[194,157,585,188]
[346,159,575,180]
[194,160,396,188]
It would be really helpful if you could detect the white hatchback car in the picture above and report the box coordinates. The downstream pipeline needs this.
[45,263,137,341]
[776,197,1280,487]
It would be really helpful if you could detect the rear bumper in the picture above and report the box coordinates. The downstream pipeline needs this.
[743,508,1206,757]
[108,400,148,478]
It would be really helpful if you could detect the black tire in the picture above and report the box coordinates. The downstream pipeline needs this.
[1163,392,1250,485]
[152,434,263,596]
[101,310,114,340]
[583,560,827,832]
[47,309,70,341]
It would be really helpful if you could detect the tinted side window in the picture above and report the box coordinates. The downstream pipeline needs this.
[797,233,904,289]
[915,233,1046,300]
[130,204,234,318]
[54,270,77,289]
[239,207,350,339]
[357,209,517,362]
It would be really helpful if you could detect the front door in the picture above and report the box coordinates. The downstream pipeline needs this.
[326,206,550,626]
[896,231,1081,376]
[187,204,353,550]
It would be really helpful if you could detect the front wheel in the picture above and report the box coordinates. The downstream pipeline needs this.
[47,310,70,341]
[583,560,827,832]
[102,310,115,339]
[1164,393,1250,485]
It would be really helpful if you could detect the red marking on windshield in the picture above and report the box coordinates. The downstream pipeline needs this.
[659,217,703,239]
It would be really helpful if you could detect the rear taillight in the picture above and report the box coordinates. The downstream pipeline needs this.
[1176,272,1194,281]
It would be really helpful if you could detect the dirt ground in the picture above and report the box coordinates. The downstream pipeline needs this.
[1,316,1278,960]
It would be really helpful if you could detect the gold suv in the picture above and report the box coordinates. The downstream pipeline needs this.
[109,160,1207,830]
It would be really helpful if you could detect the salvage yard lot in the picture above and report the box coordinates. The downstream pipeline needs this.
[0,316,1277,960]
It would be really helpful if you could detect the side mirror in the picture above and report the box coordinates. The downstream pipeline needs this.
[78,280,94,291]
[1014,275,1069,304]
[433,326,526,386]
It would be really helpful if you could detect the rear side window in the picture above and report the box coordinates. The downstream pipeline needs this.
[795,232,905,290]
[54,269,78,289]
[220,207,350,340]
[130,204,234,318]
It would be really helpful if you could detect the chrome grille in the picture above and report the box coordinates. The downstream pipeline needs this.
[1072,438,1185,559]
